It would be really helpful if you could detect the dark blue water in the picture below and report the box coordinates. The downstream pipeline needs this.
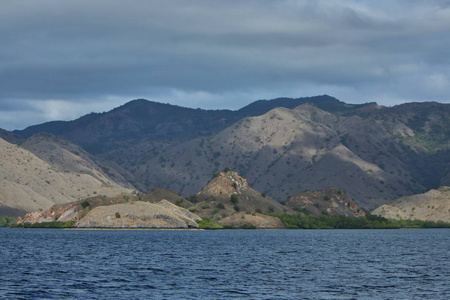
[0,228,449,299]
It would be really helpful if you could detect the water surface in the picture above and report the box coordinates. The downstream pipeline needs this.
[1,228,449,299]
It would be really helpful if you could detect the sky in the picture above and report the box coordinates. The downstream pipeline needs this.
[1,0,450,130]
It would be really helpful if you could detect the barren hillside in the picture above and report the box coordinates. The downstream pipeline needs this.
[0,138,132,216]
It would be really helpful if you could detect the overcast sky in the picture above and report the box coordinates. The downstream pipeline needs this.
[1,0,449,130]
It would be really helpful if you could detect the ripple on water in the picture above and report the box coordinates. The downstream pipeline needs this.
[0,228,449,299]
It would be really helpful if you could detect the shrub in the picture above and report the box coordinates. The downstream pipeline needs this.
[196,218,223,229]
[81,201,90,208]
[216,203,225,209]
[115,212,121,218]
[230,194,238,204]
[241,223,256,229]
[232,182,237,189]
[234,205,240,212]
[201,203,210,209]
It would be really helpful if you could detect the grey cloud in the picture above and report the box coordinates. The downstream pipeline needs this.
[0,0,449,130]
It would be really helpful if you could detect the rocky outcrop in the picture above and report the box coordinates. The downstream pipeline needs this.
[218,213,285,229]
[74,200,201,228]
[193,170,290,214]
[372,187,450,222]
[285,188,366,217]
[16,194,135,224]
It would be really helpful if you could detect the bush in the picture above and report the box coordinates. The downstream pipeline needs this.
[115,212,121,218]
[241,223,256,229]
[196,218,223,229]
[216,203,225,209]
[81,201,90,208]
[230,194,238,204]
[0,217,17,227]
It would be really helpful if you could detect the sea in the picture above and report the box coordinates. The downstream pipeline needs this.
[0,228,449,299]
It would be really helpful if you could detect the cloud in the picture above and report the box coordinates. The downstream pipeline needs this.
[0,0,449,130]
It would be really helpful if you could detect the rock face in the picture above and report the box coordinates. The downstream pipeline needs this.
[372,187,450,222]
[74,200,201,228]
[218,213,285,229]
[285,188,366,217]
[0,138,132,216]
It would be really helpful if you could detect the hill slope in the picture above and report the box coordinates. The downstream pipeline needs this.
[372,187,450,222]
[0,138,132,217]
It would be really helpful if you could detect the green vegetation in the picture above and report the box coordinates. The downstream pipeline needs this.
[115,212,121,218]
[13,221,75,228]
[0,217,17,227]
[230,194,238,204]
[267,213,450,229]
[81,200,90,208]
[241,223,256,229]
[196,218,223,229]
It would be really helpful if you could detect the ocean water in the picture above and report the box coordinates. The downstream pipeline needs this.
[0,228,449,299]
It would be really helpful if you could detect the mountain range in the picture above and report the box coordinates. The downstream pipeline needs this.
[1,95,449,217]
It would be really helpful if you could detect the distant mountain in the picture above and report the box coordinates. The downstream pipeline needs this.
[0,137,132,217]
[7,95,449,212]
[372,187,450,222]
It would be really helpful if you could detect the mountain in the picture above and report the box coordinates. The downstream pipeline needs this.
[136,103,447,209]
[372,187,450,222]
[8,96,450,211]
[12,96,369,189]
[0,137,132,217]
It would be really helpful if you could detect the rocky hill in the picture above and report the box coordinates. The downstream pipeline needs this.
[192,170,290,214]
[0,137,132,217]
[372,187,450,222]
[75,200,200,229]
[285,188,365,217]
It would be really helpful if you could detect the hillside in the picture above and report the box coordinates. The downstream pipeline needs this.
[0,137,132,217]
[20,133,134,189]
[372,187,450,222]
